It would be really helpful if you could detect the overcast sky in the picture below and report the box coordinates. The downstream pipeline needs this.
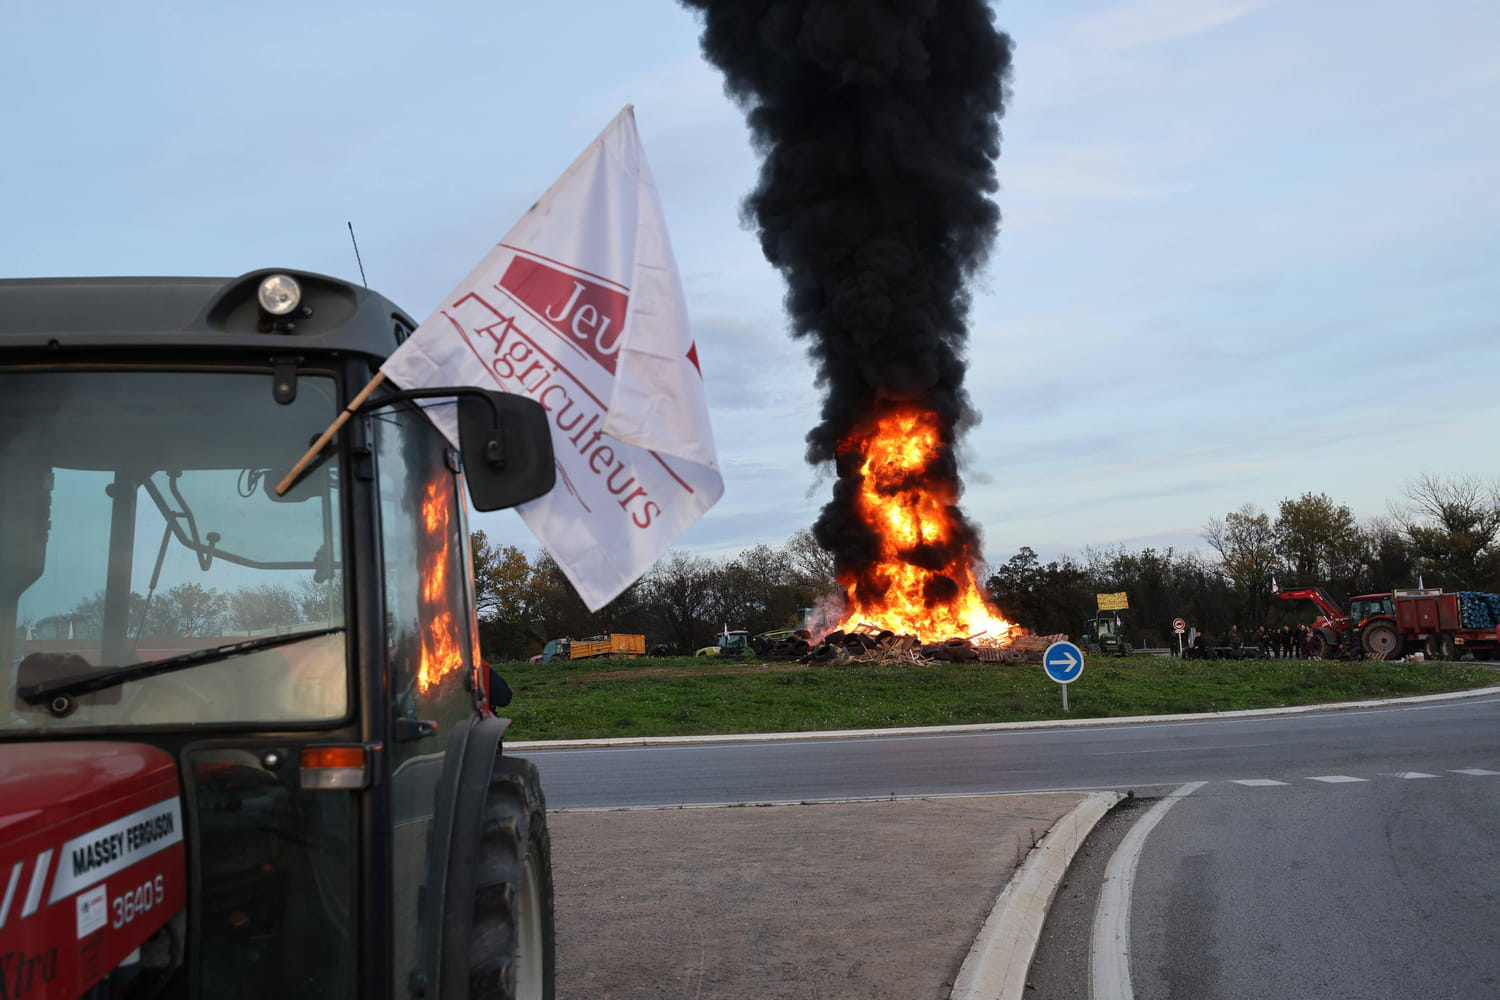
[5,0,1497,573]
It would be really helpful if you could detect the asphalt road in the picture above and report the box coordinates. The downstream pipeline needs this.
[1131,772,1500,999]
[522,692,1500,999]
[519,693,1500,808]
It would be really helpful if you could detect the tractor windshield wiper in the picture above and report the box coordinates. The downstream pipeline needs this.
[18,626,345,716]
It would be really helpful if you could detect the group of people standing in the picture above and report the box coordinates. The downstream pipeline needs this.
[1225,623,1314,658]
[1179,623,1316,658]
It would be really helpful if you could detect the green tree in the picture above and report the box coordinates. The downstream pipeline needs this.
[518,552,597,653]
[469,532,549,661]
[1274,492,1362,592]
[1084,545,1229,647]
[985,547,1092,637]
[470,531,535,624]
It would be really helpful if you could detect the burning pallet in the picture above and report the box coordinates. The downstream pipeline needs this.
[758,623,1067,667]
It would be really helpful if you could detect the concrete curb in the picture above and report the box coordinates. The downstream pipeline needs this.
[1090,782,1204,1000]
[949,790,1125,1000]
[506,685,1500,750]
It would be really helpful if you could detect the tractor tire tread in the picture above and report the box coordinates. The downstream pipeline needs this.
[468,756,555,1000]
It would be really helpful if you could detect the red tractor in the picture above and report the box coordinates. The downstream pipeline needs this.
[1276,586,1383,659]
[1,270,557,999]
[1277,586,1500,661]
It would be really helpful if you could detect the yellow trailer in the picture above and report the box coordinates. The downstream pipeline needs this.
[541,634,646,661]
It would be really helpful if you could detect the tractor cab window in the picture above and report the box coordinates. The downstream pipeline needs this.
[0,370,348,732]
[373,402,483,989]
[1350,596,1392,621]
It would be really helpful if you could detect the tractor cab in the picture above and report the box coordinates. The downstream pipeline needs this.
[1079,616,1132,656]
[695,629,750,656]
[0,270,557,1000]
[1348,594,1395,623]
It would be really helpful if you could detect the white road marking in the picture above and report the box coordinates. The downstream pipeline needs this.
[1308,775,1367,783]
[1231,778,1288,786]
[1385,771,1439,779]
[1451,768,1500,775]
[951,792,1123,1000]
[1090,781,1206,1000]
[1088,742,1274,756]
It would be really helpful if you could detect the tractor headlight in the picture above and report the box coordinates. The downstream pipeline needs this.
[257,274,302,316]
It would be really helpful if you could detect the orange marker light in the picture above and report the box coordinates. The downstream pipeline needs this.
[300,746,369,789]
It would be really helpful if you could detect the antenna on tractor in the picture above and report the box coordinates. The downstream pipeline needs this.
[347,221,368,288]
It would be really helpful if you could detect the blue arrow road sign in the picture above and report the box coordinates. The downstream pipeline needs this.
[1043,641,1085,684]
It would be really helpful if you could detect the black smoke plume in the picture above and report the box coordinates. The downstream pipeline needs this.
[680,0,1014,614]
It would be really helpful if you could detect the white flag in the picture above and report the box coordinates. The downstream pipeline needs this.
[382,106,723,610]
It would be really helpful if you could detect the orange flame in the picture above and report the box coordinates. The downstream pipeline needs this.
[831,406,1015,643]
[417,479,463,692]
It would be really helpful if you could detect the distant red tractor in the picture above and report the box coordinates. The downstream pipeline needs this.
[1277,586,1500,661]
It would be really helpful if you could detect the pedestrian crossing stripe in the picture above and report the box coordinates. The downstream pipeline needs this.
[1221,769,1498,786]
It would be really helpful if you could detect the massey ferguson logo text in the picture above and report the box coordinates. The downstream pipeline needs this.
[70,812,174,880]
[49,799,182,903]
[498,256,628,376]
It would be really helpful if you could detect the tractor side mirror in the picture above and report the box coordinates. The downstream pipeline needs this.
[457,392,556,511]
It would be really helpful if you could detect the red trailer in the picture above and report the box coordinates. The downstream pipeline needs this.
[1390,590,1500,660]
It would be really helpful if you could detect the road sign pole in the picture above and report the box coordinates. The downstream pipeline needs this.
[1043,640,1085,714]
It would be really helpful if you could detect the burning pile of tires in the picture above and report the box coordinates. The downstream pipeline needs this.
[754,627,1049,665]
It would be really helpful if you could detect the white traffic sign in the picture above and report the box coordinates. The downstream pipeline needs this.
[1172,618,1186,633]
[1043,641,1085,684]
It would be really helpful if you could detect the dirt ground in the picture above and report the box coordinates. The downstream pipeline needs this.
[549,792,1084,1000]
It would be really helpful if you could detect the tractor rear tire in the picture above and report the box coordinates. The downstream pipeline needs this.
[1438,634,1457,661]
[1360,623,1403,661]
[470,755,556,1000]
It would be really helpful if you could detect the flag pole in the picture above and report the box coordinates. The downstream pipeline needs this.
[274,371,388,496]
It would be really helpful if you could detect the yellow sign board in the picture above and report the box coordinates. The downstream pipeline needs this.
[1096,592,1129,611]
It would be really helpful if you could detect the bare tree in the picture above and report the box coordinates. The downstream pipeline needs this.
[1204,503,1279,623]
[636,550,716,653]
[782,528,837,597]
[226,584,300,631]
[1391,474,1500,589]
[141,583,229,637]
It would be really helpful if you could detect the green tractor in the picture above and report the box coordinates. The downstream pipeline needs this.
[694,628,751,657]
[1080,615,1134,656]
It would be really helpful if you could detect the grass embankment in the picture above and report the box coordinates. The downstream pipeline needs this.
[494,654,1495,742]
